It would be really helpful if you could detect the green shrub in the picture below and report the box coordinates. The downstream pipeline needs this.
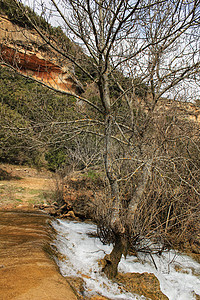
[45,149,67,172]
[0,0,50,30]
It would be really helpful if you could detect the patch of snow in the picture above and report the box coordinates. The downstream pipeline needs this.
[52,219,200,300]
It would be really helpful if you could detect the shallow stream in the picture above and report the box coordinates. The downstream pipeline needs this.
[52,219,200,300]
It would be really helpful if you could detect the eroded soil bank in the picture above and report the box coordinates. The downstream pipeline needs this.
[0,210,78,300]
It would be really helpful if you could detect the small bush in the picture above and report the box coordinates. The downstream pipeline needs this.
[45,149,67,172]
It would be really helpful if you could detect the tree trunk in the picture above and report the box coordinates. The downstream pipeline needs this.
[98,68,124,234]
[99,73,125,277]
[98,11,125,277]
[102,234,125,279]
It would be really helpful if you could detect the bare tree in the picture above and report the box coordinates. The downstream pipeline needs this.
[0,0,199,278]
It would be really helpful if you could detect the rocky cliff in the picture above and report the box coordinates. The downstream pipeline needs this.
[0,15,83,94]
[0,14,199,122]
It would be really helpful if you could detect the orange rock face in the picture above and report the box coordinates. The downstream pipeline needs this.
[116,272,169,300]
[0,15,83,94]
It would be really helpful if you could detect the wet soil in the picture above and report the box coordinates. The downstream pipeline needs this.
[0,209,78,300]
[0,164,78,299]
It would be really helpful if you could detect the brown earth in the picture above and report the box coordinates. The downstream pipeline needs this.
[0,163,55,210]
[0,209,78,300]
[0,164,108,300]
[0,164,79,299]
[116,272,168,300]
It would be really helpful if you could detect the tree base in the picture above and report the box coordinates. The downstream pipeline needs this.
[102,235,124,279]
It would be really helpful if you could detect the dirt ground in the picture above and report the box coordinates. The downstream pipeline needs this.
[0,164,79,300]
[0,164,109,300]
[0,163,55,210]
[0,210,78,300]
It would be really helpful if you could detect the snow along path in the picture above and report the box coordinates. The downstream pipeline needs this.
[52,219,200,300]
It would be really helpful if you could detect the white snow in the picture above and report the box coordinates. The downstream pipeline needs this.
[52,219,200,300]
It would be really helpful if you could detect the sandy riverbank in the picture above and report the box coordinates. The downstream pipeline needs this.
[0,209,78,300]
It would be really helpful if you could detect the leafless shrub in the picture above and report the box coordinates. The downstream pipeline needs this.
[51,171,65,206]
[95,114,200,255]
